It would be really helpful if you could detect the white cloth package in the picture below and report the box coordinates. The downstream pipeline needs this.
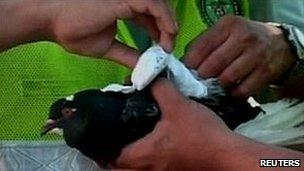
[102,45,208,98]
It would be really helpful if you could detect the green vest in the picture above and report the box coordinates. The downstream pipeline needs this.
[0,0,249,141]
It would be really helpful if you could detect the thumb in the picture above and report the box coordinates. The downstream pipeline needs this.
[151,78,187,117]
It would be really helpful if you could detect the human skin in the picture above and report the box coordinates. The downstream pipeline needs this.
[184,15,296,98]
[112,79,304,171]
[0,0,177,68]
[1,2,303,170]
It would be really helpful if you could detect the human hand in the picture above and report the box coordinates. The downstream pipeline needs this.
[109,79,234,171]
[107,79,304,171]
[184,15,296,98]
[47,0,177,67]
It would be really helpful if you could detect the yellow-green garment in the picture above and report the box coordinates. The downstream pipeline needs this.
[0,0,248,140]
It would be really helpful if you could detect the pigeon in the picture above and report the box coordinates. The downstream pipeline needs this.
[41,80,261,163]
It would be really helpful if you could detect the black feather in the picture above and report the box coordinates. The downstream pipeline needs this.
[46,87,260,163]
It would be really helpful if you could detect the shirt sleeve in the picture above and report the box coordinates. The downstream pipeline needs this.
[250,0,304,92]
[249,0,304,32]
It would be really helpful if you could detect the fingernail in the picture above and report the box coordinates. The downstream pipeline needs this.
[174,21,179,32]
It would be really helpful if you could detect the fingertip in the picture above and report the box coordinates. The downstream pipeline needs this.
[231,87,250,99]
[218,72,236,88]
[146,0,177,39]
[167,21,178,36]
[183,51,194,68]
[231,88,240,97]
[182,43,206,69]
[161,19,178,36]
[173,20,179,34]
[162,13,178,35]
[159,32,175,53]
[197,63,214,78]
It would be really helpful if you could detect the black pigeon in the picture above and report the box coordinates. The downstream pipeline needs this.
[41,82,261,164]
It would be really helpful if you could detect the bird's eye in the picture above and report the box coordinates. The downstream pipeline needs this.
[61,108,76,118]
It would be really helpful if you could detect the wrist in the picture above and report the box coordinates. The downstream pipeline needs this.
[193,131,240,171]
[269,23,297,83]
[203,132,271,171]
[213,133,259,171]
[267,23,304,87]
[211,133,304,171]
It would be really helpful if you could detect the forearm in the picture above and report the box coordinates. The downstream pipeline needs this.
[210,134,304,171]
[0,0,56,51]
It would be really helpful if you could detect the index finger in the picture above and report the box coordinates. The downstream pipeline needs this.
[147,0,177,34]
[184,20,230,69]
[123,0,178,52]
[147,0,177,52]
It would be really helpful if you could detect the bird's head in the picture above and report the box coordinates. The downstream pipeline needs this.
[41,97,78,136]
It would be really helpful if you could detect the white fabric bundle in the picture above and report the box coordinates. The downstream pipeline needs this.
[102,45,208,98]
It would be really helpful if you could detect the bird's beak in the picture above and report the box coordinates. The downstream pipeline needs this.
[40,119,61,136]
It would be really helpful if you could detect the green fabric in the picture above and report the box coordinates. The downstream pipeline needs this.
[171,0,208,57]
[117,20,138,49]
[0,42,130,140]
[0,0,249,141]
